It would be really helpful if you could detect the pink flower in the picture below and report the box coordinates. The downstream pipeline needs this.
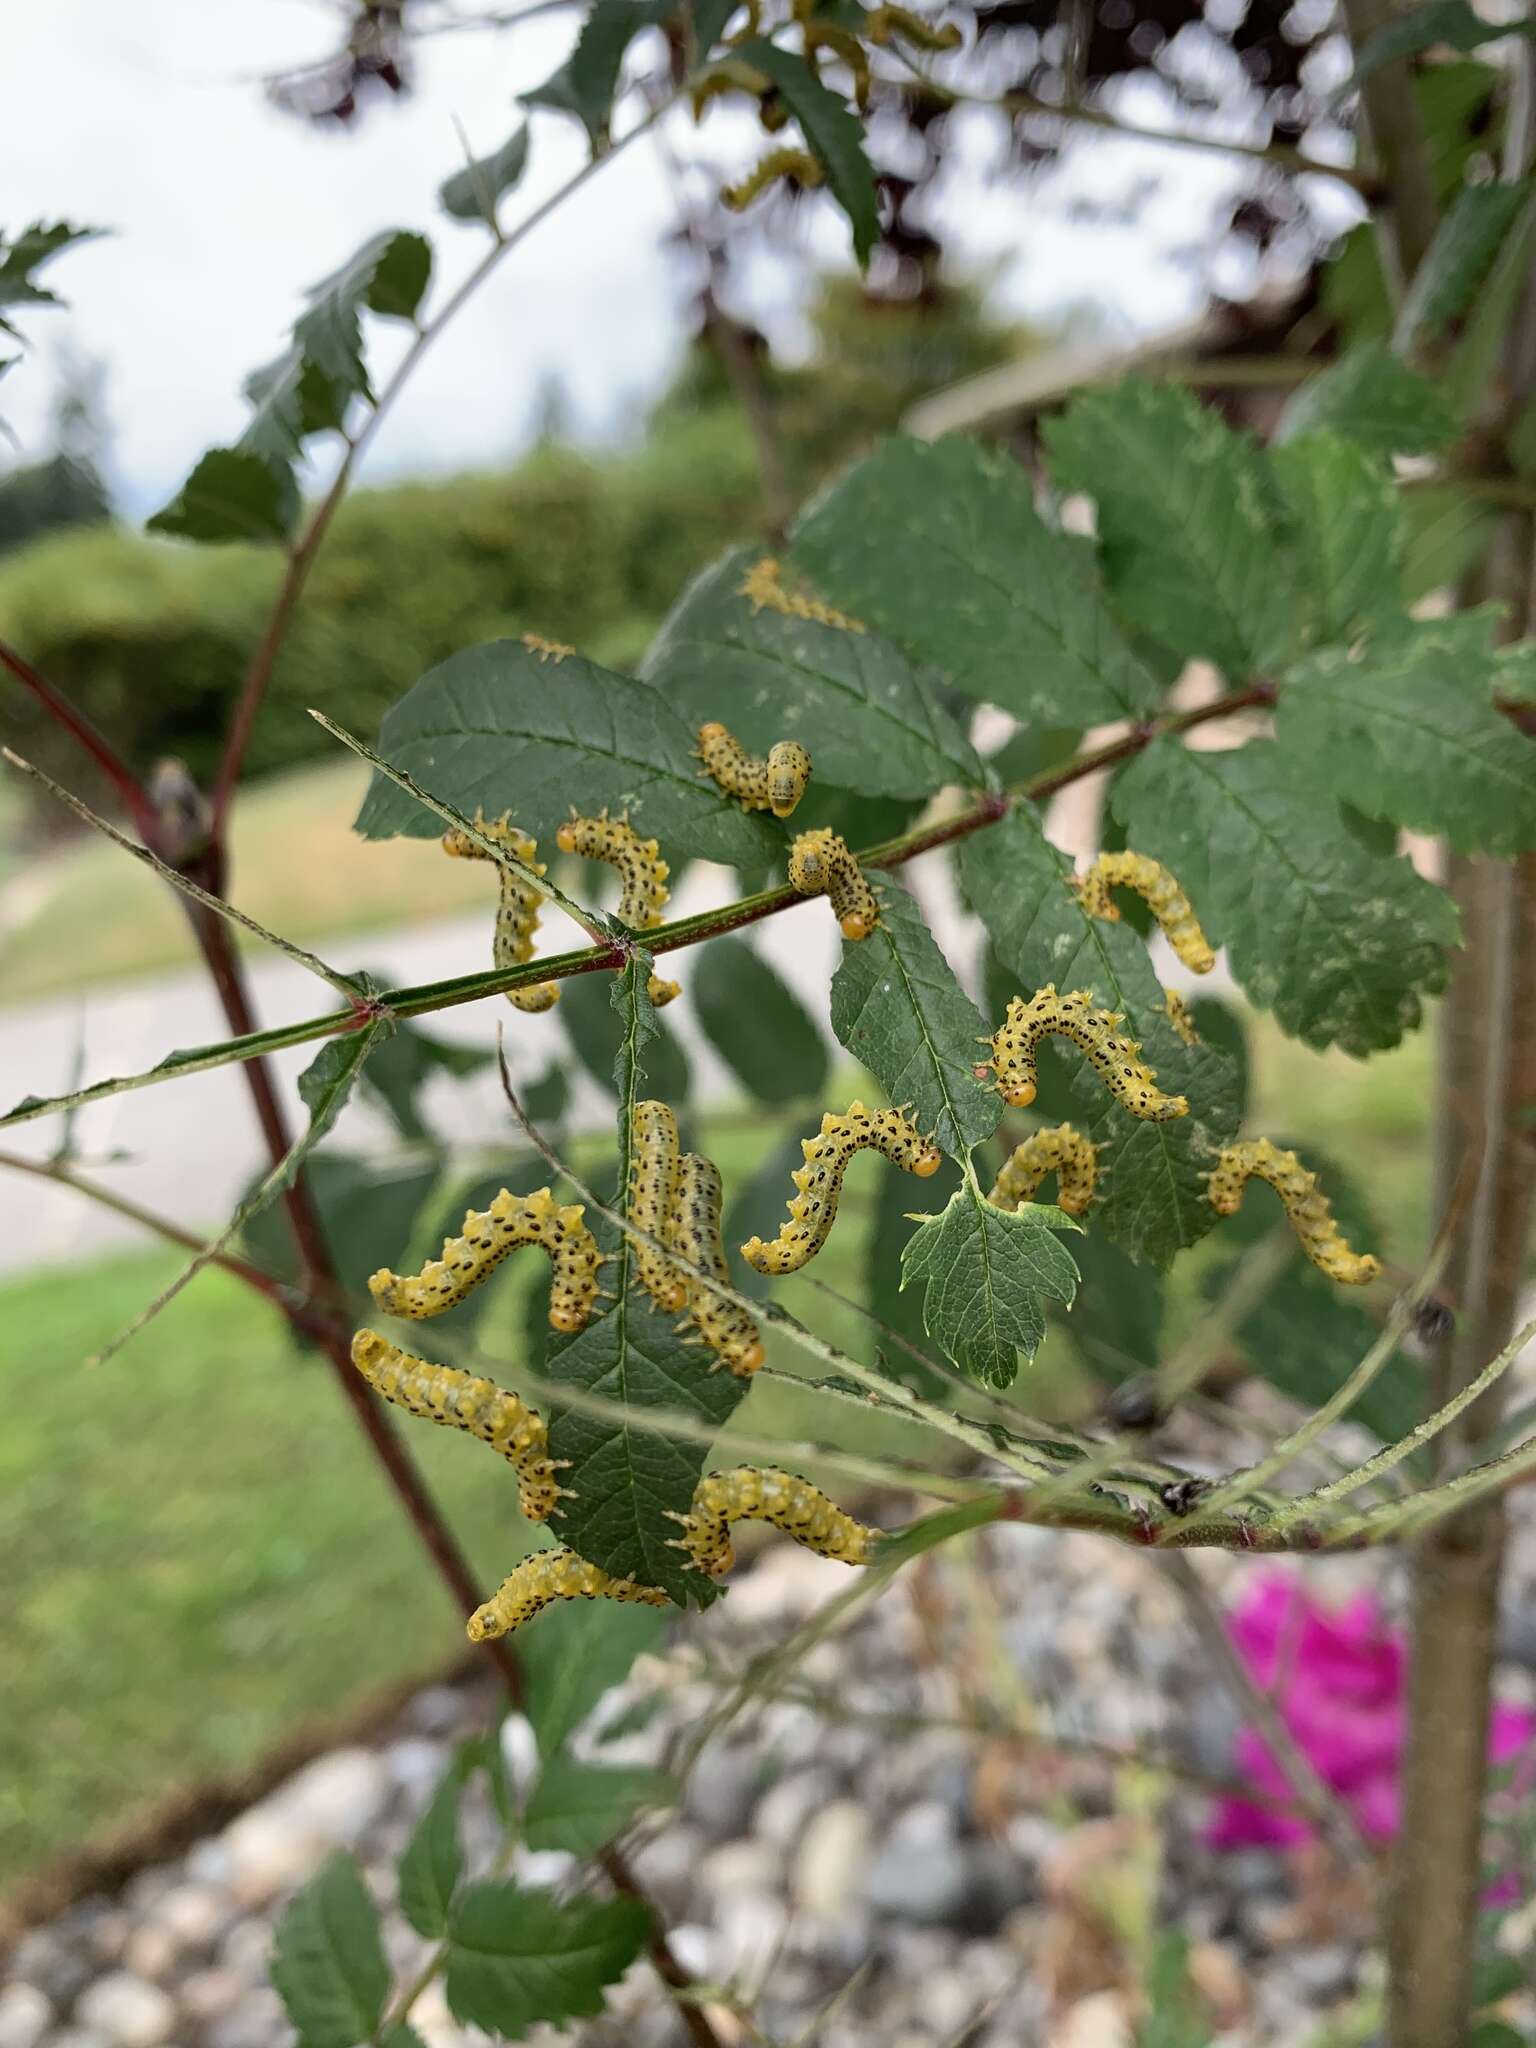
[1206,1573,1536,1862]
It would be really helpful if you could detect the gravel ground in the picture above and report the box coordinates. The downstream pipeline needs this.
[6,1520,1536,2048]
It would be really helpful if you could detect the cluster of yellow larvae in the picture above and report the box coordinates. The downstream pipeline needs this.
[364,809,1379,1641]
[692,0,965,214]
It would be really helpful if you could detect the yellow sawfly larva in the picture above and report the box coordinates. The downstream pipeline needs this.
[696,721,813,819]
[674,1466,880,1576]
[630,1099,687,1313]
[988,1123,1101,1216]
[555,810,680,1007]
[441,815,559,1014]
[670,1152,765,1375]
[802,20,871,106]
[351,1329,568,1523]
[866,5,964,49]
[1206,1138,1382,1286]
[1164,988,1201,1047]
[987,985,1189,1123]
[1075,851,1216,975]
[721,147,823,212]
[741,1099,941,1275]
[368,1185,601,1333]
[467,1549,671,1642]
[788,825,880,941]
[521,632,574,662]
[738,556,865,635]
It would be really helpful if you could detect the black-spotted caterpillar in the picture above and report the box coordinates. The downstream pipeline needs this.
[741,1100,941,1275]
[468,1467,880,1639]
[441,816,559,1014]
[672,1466,879,1575]
[1207,1138,1382,1285]
[629,1099,688,1313]
[555,811,680,1007]
[1075,852,1216,975]
[739,556,865,634]
[671,1152,765,1375]
[697,722,812,819]
[987,986,1189,1123]
[788,826,880,941]
[989,1123,1101,1216]
[351,1330,570,1522]
[368,1186,601,1333]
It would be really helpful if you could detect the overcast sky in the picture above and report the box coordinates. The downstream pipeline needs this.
[1,0,1289,514]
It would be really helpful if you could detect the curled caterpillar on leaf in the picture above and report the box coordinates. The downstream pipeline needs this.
[697,722,812,819]
[866,4,964,49]
[1164,989,1201,1047]
[630,1099,687,1313]
[441,815,559,1014]
[989,1123,1101,1216]
[467,1549,670,1642]
[1206,1138,1382,1286]
[721,147,823,212]
[741,1099,941,1275]
[987,985,1189,1123]
[368,1185,601,1332]
[1075,852,1215,975]
[673,1466,880,1575]
[802,20,871,105]
[555,811,680,1007]
[788,826,880,941]
[351,1330,569,1523]
[739,556,865,634]
[670,1152,764,1375]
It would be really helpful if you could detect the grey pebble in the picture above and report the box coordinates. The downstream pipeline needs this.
[73,1975,175,2048]
[0,1986,52,2048]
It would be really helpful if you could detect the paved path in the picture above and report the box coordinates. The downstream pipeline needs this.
[0,861,983,1277]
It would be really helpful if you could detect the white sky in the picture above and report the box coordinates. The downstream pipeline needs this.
[0,0,1300,515]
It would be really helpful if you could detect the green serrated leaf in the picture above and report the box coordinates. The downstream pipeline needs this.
[440,125,531,224]
[354,639,777,866]
[692,936,828,1105]
[271,1853,389,2048]
[522,1601,668,1755]
[1395,179,1532,354]
[147,446,297,544]
[867,1153,964,1392]
[1278,626,1536,855]
[524,1755,671,1854]
[447,1884,650,2037]
[958,803,1240,1266]
[1275,342,1460,456]
[1043,381,1295,679]
[1270,432,1404,646]
[240,348,349,469]
[829,879,999,1158]
[295,229,433,402]
[900,1181,1078,1387]
[1113,739,1458,1055]
[641,543,984,798]
[791,436,1158,724]
[0,221,101,318]
[398,1766,464,1938]
[735,39,879,262]
[523,0,664,142]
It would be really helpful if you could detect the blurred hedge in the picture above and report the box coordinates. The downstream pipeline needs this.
[0,281,1027,810]
[0,417,764,802]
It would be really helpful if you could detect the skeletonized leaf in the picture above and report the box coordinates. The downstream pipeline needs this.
[791,435,1159,724]
[1112,738,1458,1055]
[354,640,777,866]
[641,543,984,798]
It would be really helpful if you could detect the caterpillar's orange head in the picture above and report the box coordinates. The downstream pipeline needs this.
[913,1145,942,1178]
[839,909,875,942]
[555,821,578,853]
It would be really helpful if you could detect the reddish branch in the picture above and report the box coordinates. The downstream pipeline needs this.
[0,638,159,845]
